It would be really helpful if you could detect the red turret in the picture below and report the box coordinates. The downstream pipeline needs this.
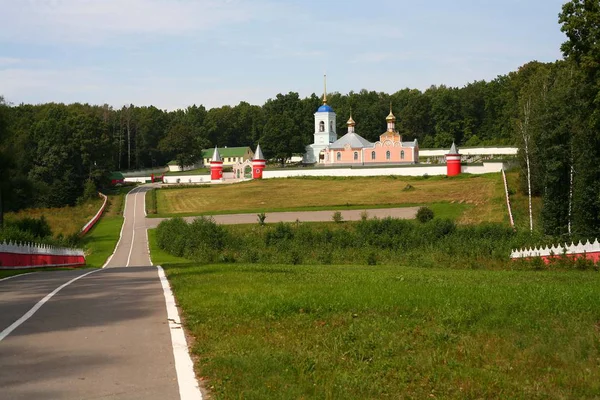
[252,143,266,179]
[445,142,461,177]
[210,146,224,182]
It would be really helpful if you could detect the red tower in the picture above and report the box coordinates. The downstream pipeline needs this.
[252,143,266,179]
[210,146,223,182]
[445,142,461,177]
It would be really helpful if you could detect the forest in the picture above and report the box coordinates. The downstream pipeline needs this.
[0,0,598,239]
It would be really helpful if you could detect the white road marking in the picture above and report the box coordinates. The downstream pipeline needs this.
[157,266,203,400]
[0,272,34,282]
[126,189,139,267]
[102,186,136,269]
[0,269,101,342]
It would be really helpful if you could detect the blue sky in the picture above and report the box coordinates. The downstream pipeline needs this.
[0,0,566,110]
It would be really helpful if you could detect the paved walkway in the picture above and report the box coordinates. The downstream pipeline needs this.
[146,207,419,228]
[0,186,201,400]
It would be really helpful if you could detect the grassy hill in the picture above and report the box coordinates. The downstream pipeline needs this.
[153,173,510,225]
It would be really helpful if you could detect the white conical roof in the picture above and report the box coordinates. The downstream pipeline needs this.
[211,146,222,162]
[448,142,459,154]
[254,143,265,160]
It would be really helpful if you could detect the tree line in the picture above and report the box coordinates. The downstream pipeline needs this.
[516,0,600,239]
[0,0,598,239]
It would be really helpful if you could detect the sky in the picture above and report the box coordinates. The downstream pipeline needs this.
[0,0,567,111]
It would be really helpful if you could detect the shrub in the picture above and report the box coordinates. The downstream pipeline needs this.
[187,217,229,263]
[366,251,377,265]
[257,212,267,226]
[13,216,52,239]
[332,211,344,223]
[266,223,294,245]
[416,206,434,223]
[360,210,369,221]
[82,179,98,202]
[156,217,190,257]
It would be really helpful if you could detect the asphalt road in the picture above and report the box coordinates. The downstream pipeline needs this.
[0,186,197,400]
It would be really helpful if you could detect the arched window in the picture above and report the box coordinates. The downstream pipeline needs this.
[330,121,334,132]
[401,150,405,160]
[337,152,341,161]
[354,152,358,161]
[371,151,376,160]
[319,121,325,132]
[386,150,391,160]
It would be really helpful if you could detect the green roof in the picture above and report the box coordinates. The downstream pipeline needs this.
[109,171,124,180]
[202,147,252,158]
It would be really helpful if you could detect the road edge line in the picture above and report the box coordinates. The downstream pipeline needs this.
[0,269,101,342]
[156,265,203,400]
[0,272,34,282]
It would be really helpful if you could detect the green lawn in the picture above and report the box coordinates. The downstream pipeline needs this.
[160,261,600,399]
[153,174,500,223]
[82,216,124,268]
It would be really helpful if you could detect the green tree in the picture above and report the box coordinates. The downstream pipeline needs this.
[159,123,205,171]
[560,0,600,237]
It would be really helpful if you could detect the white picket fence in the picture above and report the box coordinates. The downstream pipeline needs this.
[0,241,84,256]
[510,239,600,259]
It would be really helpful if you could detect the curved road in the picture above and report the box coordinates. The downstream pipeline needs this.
[0,186,201,400]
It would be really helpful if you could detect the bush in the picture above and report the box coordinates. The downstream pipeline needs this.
[416,206,434,223]
[266,223,294,245]
[82,179,98,202]
[332,211,344,223]
[13,216,52,239]
[257,212,267,226]
[156,217,190,257]
[187,217,229,263]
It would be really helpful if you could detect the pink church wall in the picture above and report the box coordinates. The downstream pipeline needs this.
[327,144,416,165]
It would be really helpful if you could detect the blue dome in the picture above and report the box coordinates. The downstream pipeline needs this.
[317,104,334,113]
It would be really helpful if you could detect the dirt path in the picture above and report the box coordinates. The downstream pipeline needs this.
[145,207,419,228]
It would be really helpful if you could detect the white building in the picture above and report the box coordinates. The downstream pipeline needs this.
[304,77,338,163]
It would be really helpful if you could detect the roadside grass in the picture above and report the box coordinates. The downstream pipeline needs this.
[4,198,104,237]
[160,261,600,399]
[155,174,503,224]
[82,216,124,268]
[82,185,135,268]
[147,228,193,266]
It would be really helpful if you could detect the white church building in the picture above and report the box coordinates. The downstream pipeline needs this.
[304,79,338,164]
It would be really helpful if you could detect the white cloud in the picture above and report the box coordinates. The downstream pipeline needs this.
[0,0,269,44]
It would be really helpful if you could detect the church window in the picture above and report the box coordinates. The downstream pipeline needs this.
[386,151,391,160]
[371,151,376,160]
[354,152,358,161]
[319,121,325,132]
[330,121,334,132]
[401,150,405,160]
[337,152,341,161]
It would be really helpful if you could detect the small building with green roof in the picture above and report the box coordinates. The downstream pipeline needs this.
[201,146,254,167]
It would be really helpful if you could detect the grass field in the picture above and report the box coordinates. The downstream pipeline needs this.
[155,174,507,224]
[5,198,104,237]
[157,256,600,399]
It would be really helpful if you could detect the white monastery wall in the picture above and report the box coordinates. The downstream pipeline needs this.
[420,147,518,157]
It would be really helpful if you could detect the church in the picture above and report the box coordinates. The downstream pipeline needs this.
[304,80,419,166]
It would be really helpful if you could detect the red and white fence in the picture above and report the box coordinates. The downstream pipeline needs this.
[0,241,85,269]
[510,239,600,263]
[80,192,108,236]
